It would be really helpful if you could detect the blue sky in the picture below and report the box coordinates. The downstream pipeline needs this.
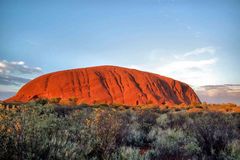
[0,0,240,103]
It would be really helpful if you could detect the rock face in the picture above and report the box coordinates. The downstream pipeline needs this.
[5,66,200,106]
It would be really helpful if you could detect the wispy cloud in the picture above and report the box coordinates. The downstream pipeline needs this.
[183,46,216,57]
[174,46,216,59]
[0,74,30,86]
[0,60,42,86]
[128,46,218,86]
[0,60,42,75]
[157,58,217,74]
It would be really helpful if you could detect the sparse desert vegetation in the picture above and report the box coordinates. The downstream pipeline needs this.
[0,101,240,160]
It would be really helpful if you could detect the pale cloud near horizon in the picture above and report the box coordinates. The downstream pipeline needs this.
[195,84,240,104]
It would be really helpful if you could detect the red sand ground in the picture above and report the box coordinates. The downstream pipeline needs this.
[5,66,200,106]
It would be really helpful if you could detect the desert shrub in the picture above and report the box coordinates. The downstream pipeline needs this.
[156,113,169,128]
[148,128,200,159]
[122,109,159,147]
[124,121,146,147]
[158,108,171,114]
[138,110,158,126]
[49,97,61,104]
[112,146,147,160]
[167,113,191,129]
[23,131,84,160]
[155,113,191,130]
[34,98,49,106]
[117,109,144,147]
[84,109,125,159]
[25,98,49,107]
[138,111,157,132]
[67,98,78,106]
[54,106,76,116]
[187,112,239,159]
